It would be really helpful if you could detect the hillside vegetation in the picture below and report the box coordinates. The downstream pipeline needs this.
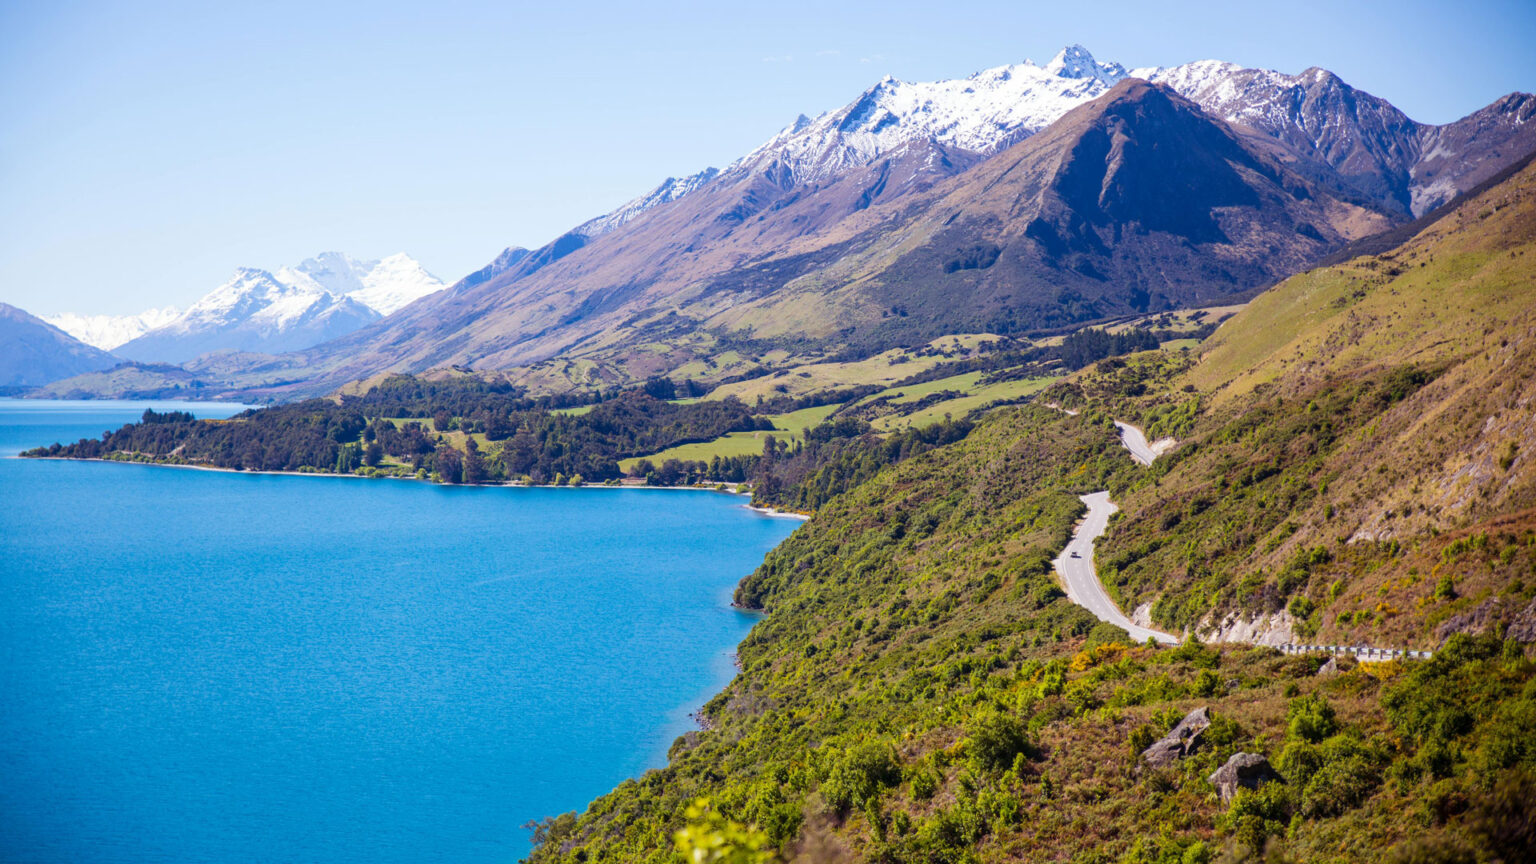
[519,157,1536,864]
[1094,158,1536,647]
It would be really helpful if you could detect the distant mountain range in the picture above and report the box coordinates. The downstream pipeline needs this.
[42,253,445,366]
[23,46,1536,399]
[44,307,180,351]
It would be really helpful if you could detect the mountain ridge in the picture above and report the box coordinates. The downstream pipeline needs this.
[251,78,1392,396]
[0,303,120,387]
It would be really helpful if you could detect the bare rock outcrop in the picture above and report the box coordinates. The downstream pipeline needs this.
[1140,706,1210,767]
[1505,597,1536,643]
[1198,610,1297,646]
[1209,752,1282,802]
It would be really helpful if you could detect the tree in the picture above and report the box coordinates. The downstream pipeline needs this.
[657,459,684,486]
[434,444,464,484]
[335,442,363,473]
[463,438,488,484]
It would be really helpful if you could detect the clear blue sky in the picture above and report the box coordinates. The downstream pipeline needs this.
[3,0,1533,316]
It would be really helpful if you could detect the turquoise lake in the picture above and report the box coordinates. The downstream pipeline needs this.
[0,399,800,863]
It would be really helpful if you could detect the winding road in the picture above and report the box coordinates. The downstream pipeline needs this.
[1113,421,1176,467]
[1049,414,1425,656]
[1051,420,1181,644]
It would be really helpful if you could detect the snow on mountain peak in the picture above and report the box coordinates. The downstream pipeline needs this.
[273,252,444,315]
[130,252,442,349]
[576,168,724,237]
[44,306,180,350]
[730,47,1137,184]
[1044,44,1127,83]
[115,261,388,363]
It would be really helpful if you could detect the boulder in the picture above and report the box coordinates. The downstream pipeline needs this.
[1208,752,1281,802]
[1140,706,1210,767]
[1316,656,1339,676]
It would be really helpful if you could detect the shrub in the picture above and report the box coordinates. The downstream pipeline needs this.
[673,798,771,864]
[966,712,1035,772]
[909,767,940,800]
[1286,694,1339,744]
[821,742,901,813]
[1435,574,1458,601]
[1223,783,1293,852]
[1297,735,1386,817]
[1128,723,1157,759]
[1193,669,1224,697]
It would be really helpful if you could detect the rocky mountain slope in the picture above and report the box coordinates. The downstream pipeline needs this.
[0,303,120,387]
[243,79,1398,396]
[113,253,443,364]
[1152,61,1536,216]
[580,45,1531,241]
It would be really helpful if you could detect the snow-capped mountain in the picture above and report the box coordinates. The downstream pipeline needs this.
[575,170,721,237]
[45,306,180,350]
[116,267,380,364]
[577,46,1137,239]
[573,45,1534,237]
[48,253,442,360]
[111,253,443,364]
[736,45,1141,184]
[277,252,445,316]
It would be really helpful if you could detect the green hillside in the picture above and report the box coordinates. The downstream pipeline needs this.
[521,156,1536,864]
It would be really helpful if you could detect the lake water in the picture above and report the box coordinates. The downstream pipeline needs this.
[0,400,799,863]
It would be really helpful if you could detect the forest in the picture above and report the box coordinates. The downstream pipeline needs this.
[24,370,1008,507]
[24,376,769,485]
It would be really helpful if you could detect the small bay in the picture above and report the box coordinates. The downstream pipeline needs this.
[0,400,798,863]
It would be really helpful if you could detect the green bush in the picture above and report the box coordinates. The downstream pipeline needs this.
[821,741,901,813]
[1296,735,1386,817]
[1193,668,1224,697]
[1286,694,1339,744]
[1223,783,1293,852]
[966,712,1035,772]
[909,767,940,800]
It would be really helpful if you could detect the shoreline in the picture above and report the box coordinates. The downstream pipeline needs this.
[15,454,812,518]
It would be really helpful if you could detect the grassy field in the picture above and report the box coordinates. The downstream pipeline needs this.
[379,417,491,451]
[615,404,841,471]
[706,334,1003,404]
[1159,338,1201,351]
[870,374,1059,431]
[763,402,840,432]
[617,430,781,472]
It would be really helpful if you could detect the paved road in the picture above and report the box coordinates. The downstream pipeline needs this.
[1113,421,1174,467]
[1052,491,1179,644]
[1050,414,1423,653]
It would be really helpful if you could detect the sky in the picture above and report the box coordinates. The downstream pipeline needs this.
[2,0,1533,317]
